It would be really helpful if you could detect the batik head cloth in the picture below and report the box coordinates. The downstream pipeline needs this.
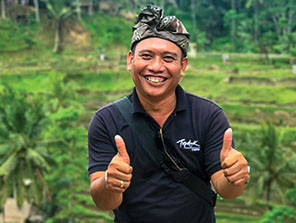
[131,4,190,57]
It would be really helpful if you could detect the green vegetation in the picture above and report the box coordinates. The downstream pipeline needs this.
[0,19,37,51]
[0,1,296,222]
[0,86,51,208]
[216,212,261,223]
[83,13,133,51]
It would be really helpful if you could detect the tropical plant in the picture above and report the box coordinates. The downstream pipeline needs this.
[244,122,296,206]
[1,0,5,19]
[41,0,75,53]
[286,185,296,206]
[33,0,40,22]
[261,205,296,223]
[42,106,88,223]
[0,86,52,210]
[45,72,79,112]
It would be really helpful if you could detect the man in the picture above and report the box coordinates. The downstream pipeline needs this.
[88,4,249,223]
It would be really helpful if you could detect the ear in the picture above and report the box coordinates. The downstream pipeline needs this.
[180,57,188,77]
[127,51,133,71]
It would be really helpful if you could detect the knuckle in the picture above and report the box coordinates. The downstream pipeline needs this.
[128,174,133,181]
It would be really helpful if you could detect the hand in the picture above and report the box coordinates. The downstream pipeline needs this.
[220,128,249,186]
[105,135,133,193]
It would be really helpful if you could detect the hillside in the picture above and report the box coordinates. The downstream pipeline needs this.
[0,13,296,223]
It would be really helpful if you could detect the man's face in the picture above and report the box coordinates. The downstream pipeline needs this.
[127,37,188,101]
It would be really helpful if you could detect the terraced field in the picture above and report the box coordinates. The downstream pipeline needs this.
[1,52,295,222]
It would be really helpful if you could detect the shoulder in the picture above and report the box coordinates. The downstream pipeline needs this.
[184,91,223,112]
[88,95,132,132]
[90,102,117,126]
[92,95,131,120]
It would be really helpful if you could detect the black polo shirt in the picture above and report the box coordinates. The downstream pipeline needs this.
[88,85,231,223]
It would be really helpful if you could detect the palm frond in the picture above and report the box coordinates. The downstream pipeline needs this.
[0,152,18,176]
[27,148,50,171]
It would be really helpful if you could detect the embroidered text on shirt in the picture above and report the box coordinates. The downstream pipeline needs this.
[176,139,200,151]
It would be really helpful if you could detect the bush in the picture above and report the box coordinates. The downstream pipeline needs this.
[261,206,295,223]
[0,19,36,51]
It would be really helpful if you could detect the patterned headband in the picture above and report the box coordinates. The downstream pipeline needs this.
[131,4,190,57]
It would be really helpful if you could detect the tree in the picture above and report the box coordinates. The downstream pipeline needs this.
[0,86,52,211]
[33,0,40,22]
[286,185,296,206]
[245,122,296,207]
[1,0,5,19]
[38,74,111,222]
[246,0,265,44]
[41,0,74,53]
[73,0,81,21]
[230,0,237,46]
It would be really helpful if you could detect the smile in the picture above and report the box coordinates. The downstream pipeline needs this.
[144,76,167,83]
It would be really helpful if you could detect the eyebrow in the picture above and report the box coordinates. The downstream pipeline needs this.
[138,50,178,58]
[162,51,178,58]
[138,50,153,54]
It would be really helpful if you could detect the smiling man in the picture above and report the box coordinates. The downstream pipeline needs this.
[88,4,249,223]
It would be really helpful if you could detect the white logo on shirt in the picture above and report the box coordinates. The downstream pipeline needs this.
[176,139,200,151]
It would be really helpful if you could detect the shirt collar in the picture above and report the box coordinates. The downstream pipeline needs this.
[131,85,187,114]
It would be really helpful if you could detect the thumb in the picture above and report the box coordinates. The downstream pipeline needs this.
[220,128,233,162]
[115,135,130,164]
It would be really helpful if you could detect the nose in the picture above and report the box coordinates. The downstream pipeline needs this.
[147,56,165,73]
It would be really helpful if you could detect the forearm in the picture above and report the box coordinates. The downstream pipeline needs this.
[90,175,123,211]
[211,170,246,199]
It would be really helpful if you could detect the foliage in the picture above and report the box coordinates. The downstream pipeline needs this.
[286,185,296,206]
[37,73,104,222]
[82,13,133,51]
[0,86,52,208]
[0,19,37,51]
[243,122,296,205]
[45,72,80,111]
[1,0,296,54]
[260,206,296,223]
[41,0,76,53]
[216,212,261,223]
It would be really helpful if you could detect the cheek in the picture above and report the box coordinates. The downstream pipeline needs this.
[168,64,182,75]
[132,61,147,73]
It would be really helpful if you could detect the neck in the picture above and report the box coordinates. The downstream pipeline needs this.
[137,91,177,127]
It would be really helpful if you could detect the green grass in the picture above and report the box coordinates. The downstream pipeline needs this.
[76,71,133,92]
[216,212,262,223]
[181,72,296,105]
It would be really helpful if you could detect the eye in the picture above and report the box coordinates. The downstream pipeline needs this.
[140,54,152,60]
[163,56,176,63]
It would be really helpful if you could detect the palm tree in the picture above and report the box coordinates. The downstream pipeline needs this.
[74,0,81,21]
[1,0,6,19]
[0,86,52,210]
[33,0,40,22]
[41,0,74,53]
[245,122,296,207]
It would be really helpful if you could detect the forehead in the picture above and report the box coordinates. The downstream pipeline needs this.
[135,37,182,55]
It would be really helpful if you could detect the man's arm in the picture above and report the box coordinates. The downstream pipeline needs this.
[211,128,249,199]
[90,135,133,211]
[90,171,123,210]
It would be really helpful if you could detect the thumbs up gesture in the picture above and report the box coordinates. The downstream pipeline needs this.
[105,135,133,193]
[220,128,249,186]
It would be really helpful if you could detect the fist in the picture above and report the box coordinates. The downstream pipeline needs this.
[105,135,133,193]
[220,128,249,186]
